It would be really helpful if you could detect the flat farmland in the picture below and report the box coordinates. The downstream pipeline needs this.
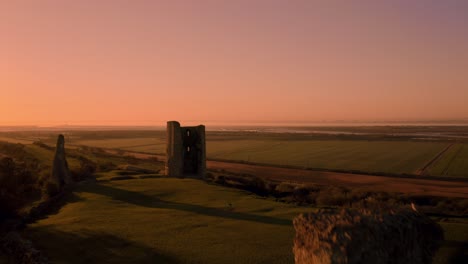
[2,129,467,177]
[76,137,448,175]
[207,140,448,175]
[429,143,468,178]
[76,138,166,153]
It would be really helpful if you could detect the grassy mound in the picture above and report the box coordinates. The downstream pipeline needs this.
[24,178,310,264]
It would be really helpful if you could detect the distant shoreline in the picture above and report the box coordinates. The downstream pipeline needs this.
[1,122,468,132]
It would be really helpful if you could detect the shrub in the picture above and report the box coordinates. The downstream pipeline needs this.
[214,175,226,185]
[316,186,349,206]
[0,157,42,218]
[43,182,60,198]
[292,187,311,205]
[205,172,215,180]
[275,182,296,196]
[70,157,97,182]
[98,161,117,172]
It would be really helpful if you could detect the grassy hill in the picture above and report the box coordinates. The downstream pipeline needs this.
[24,177,310,264]
[22,177,467,264]
[0,135,466,263]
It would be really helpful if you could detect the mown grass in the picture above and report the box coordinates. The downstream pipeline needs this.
[23,177,466,264]
[24,178,309,264]
[433,220,468,264]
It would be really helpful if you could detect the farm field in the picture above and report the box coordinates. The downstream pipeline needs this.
[1,136,467,263]
[428,144,468,178]
[76,138,166,153]
[207,139,448,175]
[71,135,463,177]
[23,177,467,264]
[0,128,467,177]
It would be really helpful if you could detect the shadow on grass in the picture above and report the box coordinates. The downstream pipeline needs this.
[25,227,179,264]
[77,183,291,226]
[444,240,468,264]
[25,191,85,225]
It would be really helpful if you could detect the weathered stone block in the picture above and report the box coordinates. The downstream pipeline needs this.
[293,207,443,264]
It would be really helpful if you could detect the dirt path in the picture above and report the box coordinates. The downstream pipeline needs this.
[416,143,455,176]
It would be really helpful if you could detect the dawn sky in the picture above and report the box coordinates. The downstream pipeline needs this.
[1,0,468,126]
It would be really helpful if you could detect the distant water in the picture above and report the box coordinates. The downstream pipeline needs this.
[1,121,467,133]
[209,124,468,139]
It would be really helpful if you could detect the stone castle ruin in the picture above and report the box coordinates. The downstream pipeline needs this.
[166,121,206,178]
[293,207,444,264]
[51,134,73,188]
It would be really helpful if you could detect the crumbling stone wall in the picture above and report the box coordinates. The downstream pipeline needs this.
[293,207,444,264]
[166,121,206,178]
[51,134,73,188]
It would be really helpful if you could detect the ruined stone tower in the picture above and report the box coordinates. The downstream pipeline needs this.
[166,121,206,178]
[52,134,73,188]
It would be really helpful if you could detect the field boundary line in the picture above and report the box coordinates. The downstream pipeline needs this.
[442,144,464,176]
[416,143,455,176]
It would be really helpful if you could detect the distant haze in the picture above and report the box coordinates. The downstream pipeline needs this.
[1,1,468,126]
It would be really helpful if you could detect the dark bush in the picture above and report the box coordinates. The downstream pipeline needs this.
[214,175,226,185]
[0,157,42,218]
[43,182,60,198]
[275,182,296,197]
[206,170,468,215]
[70,157,97,182]
[292,187,311,205]
[316,186,349,206]
[98,161,117,172]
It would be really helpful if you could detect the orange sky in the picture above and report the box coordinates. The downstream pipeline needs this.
[1,1,468,126]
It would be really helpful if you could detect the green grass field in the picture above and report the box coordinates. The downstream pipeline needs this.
[24,178,309,264]
[433,221,468,264]
[1,133,466,263]
[76,138,166,153]
[71,138,452,175]
[71,136,450,175]
[428,144,468,178]
[207,139,448,174]
[22,177,467,264]
[444,144,468,177]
